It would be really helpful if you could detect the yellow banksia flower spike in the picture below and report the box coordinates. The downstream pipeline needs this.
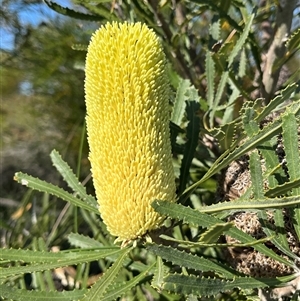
[85,22,176,243]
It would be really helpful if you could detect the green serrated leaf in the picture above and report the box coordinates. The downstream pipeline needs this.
[14,172,99,214]
[0,284,86,301]
[69,233,150,273]
[258,142,287,189]
[183,115,283,198]
[255,84,298,123]
[208,117,241,151]
[265,178,300,197]
[152,200,209,229]
[273,210,292,252]
[187,98,300,199]
[282,111,300,195]
[35,238,55,291]
[82,247,132,301]
[0,247,119,263]
[205,51,215,114]
[171,79,190,127]
[50,150,97,208]
[44,0,104,21]
[257,210,298,261]
[210,70,229,126]
[68,233,103,249]
[101,261,155,301]
[185,81,201,103]
[292,208,300,241]
[242,106,259,137]
[209,16,220,40]
[151,256,165,290]
[286,27,300,52]
[199,222,234,243]
[238,48,247,78]
[197,195,300,213]
[152,201,293,267]
[159,233,273,248]
[0,248,120,278]
[222,79,240,124]
[282,108,300,244]
[228,9,256,67]
[249,151,264,199]
[163,273,283,297]
[71,43,88,51]
[147,244,236,279]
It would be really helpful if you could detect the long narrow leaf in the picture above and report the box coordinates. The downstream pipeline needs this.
[282,111,300,195]
[212,70,229,115]
[183,116,282,198]
[44,0,104,21]
[163,273,283,297]
[292,209,300,241]
[238,48,247,77]
[68,233,103,249]
[183,99,300,199]
[258,139,287,189]
[0,248,121,278]
[159,234,273,248]
[265,178,300,197]
[197,196,300,212]
[282,108,300,241]
[178,101,200,195]
[50,150,97,207]
[273,210,297,258]
[0,284,86,301]
[171,78,190,126]
[101,262,155,301]
[14,172,99,214]
[152,200,293,267]
[0,247,119,263]
[205,51,215,115]
[83,247,132,300]
[255,84,297,123]
[249,151,264,198]
[151,256,165,290]
[257,210,298,261]
[147,244,236,279]
[227,10,256,67]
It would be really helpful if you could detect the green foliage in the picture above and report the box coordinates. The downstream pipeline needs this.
[0,247,121,278]
[147,244,237,279]
[14,171,99,214]
[1,0,300,300]
[0,285,86,301]
[161,274,284,297]
[81,247,132,301]
[44,0,109,21]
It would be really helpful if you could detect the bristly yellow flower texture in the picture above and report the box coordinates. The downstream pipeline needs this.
[85,22,176,242]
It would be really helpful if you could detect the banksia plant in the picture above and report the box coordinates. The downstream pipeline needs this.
[4,2,300,300]
[84,22,176,243]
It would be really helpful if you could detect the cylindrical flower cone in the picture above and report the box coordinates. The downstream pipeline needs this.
[85,22,176,243]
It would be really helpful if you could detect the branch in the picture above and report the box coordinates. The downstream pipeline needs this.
[262,0,297,103]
